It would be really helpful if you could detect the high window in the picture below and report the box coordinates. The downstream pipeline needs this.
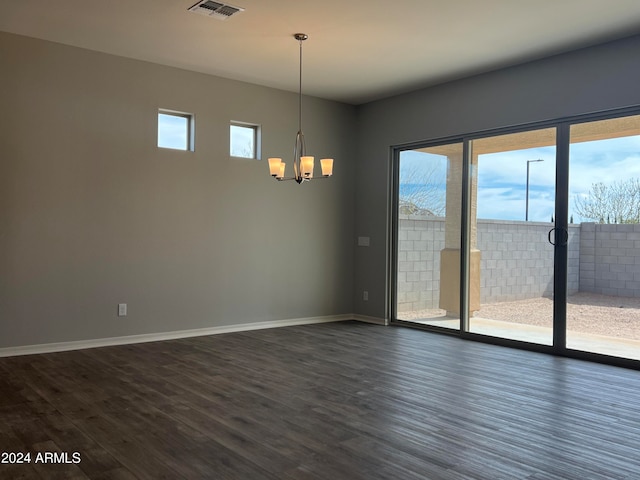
[230,122,259,159]
[158,110,194,151]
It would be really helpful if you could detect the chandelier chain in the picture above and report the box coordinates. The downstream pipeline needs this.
[298,36,303,134]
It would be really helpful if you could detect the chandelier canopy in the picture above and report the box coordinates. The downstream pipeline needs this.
[268,33,334,184]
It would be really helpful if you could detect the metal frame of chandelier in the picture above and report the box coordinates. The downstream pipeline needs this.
[268,33,334,184]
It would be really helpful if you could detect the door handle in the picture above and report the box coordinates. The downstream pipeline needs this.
[548,227,568,246]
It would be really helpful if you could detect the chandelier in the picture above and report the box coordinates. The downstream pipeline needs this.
[268,33,334,183]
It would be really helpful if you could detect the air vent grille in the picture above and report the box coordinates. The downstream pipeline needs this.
[200,1,222,11]
[188,0,244,20]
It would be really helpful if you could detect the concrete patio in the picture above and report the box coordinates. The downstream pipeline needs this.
[399,292,640,361]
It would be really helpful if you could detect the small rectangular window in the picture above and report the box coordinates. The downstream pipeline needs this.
[158,110,194,151]
[230,122,259,159]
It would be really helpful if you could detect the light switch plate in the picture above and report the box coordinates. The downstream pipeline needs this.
[358,236,370,247]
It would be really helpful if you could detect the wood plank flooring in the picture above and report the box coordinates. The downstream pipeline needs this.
[1,321,640,479]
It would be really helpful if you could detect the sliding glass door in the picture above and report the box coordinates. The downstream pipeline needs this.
[393,109,640,365]
[566,114,640,360]
[468,128,557,345]
[395,142,463,330]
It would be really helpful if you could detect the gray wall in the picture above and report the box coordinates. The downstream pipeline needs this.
[0,32,356,348]
[355,34,640,321]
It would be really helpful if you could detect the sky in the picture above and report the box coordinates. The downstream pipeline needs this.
[400,134,640,223]
[157,113,189,150]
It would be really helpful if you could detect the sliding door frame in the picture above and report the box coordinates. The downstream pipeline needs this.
[553,123,570,351]
[390,105,640,370]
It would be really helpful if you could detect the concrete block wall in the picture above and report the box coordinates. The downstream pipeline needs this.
[567,225,581,296]
[397,217,444,311]
[478,220,581,302]
[579,223,640,297]
[397,216,581,312]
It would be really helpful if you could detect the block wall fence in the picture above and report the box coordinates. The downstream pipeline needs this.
[397,217,638,313]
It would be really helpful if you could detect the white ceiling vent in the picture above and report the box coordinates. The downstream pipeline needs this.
[188,1,244,20]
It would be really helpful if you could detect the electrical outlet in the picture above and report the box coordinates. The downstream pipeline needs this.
[118,303,127,316]
[363,291,369,301]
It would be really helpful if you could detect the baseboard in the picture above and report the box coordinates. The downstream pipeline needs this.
[352,314,389,326]
[0,314,352,358]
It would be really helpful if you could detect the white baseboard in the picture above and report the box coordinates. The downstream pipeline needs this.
[0,314,354,358]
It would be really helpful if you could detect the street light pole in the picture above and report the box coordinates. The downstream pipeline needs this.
[526,159,544,221]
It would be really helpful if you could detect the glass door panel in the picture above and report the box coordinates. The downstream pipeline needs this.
[395,142,463,330]
[468,128,557,345]
[567,115,640,360]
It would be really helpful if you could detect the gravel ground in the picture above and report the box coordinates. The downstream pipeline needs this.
[401,292,640,340]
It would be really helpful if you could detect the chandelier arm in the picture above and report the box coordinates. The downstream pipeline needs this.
[294,129,306,182]
[278,176,326,182]
[293,132,300,180]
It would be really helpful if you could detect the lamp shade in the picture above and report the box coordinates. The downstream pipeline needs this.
[277,162,286,179]
[268,158,282,177]
[320,158,334,177]
[301,156,314,177]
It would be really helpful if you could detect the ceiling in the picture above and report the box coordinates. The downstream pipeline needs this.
[1,0,640,105]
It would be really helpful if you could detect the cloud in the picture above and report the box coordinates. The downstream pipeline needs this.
[477,146,556,188]
[476,184,554,221]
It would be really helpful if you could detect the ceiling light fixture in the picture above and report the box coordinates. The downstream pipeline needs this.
[268,33,334,183]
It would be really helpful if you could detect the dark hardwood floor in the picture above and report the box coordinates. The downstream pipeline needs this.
[1,321,640,479]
